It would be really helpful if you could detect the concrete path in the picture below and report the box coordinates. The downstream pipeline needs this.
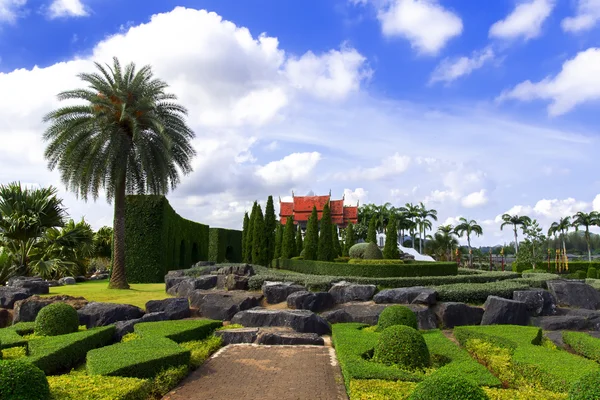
[163,344,348,400]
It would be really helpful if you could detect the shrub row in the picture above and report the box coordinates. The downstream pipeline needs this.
[434,281,531,303]
[48,374,151,400]
[208,228,242,264]
[348,259,405,265]
[134,319,222,343]
[28,326,115,375]
[279,258,457,278]
[562,331,600,363]
[512,261,600,274]
[0,327,27,350]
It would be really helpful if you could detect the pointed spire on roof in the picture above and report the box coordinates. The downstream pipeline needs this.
[292,190,295,197]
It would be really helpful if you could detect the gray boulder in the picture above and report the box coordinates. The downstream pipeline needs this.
[262,281,306,304]
[114,312,168,341]
[320,302,437,330]
[225,274,249,291]
[0,287,31,309]
[189,290,262,321]
[217,264,255,276]
[513,289,556,316]
[78,302,145,328]
[89,274,109,281]
[231,308,330,335]
[214,328,259,345]
[481,296,529,326]
[531,315,590,331]
[75,276,86,283]
[8,277,49,295]
[329,282,376,304]
[165,276,189,292]
[373,287,437,305]
[167,276,218,297]
[556,308,600,330]
[547,280,600,310]
[256,331,324,346]
[145,298,190,320]
[58,277,76,286]
[434,302,484,328]
[0,309,12,328]
[13,295,88,323]
[166,270,187,278]
[287,291,334,312]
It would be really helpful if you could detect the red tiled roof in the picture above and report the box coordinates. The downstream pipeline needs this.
[293,195,330,212]
[279,201,293,217]
[343,206,358,221]
[279,195,356,226]
[332,215,344,224]
[330,200,343,215]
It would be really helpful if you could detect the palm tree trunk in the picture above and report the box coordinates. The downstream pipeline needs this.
[109,172,130,289]
[513,226,519,254]
[467,235,472,268]
[586,229,591,262]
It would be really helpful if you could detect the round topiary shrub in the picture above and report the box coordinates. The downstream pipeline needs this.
[569,370,600,400]
[587,267,597,279]
[373,325,430,370]
[0,359,50,400]
[35,302,79,336]
[363,242,383,260]
[349,243,370,259]
[377,305,418,331]
[408,373,489,400]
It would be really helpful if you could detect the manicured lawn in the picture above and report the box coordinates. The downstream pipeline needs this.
[45,281,170,309]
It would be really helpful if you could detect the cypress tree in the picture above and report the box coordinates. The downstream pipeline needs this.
[244,202,257,263]
[295,227,303,256]
[332,224,342,258]
[318,202,334,261]
[241,212,248,262]
[383,216,400,259]
[252,205,267,266]
[274,223,283,260]
[304,206,319,260]
[264,195,277,267]
[367,216,377,244]
[281,216,296,259]
[344,223,356,256]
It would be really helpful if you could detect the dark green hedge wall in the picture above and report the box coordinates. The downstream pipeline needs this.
[512,261,600,274]
[208,228,242,263]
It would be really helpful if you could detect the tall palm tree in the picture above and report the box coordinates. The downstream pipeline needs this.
[500,214,532,255]
[400,202,420,249]
[374,202,392,233]
[437,224,456,260]
[43,57,196,289]
[454,218,483,268]
[548,216,572,263]
[572,211,600,262]
[417,202,437,254]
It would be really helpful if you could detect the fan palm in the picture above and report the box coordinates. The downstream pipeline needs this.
[454,218,483,267]
[572,211,600,262]
[43,57,195,289]
[548,217,572,263]
[500,214,532,255]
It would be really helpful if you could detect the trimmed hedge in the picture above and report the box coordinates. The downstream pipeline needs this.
[377,306,418,331]
[374,325,430,370]
[28,326,115,375]
[279,258,457,278]
[408,373,489,400]
[512,261,600,274]
[35,303,79,336]
[562,331,600,363]
[134,320,222,343]
[0,328,27,350]
[569,371,600,400]
[10,322,35,335]
[48,374,150,400]
[435,281,530,303]
[208,228,242,264]
[87,336,190,379]
[0,359,50,400]
[349,259,405,265]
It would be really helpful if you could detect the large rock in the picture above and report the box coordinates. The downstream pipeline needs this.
[287,291,334,312]
[531,315,590,331]
[0,309,12,328]
[513,290,556,317]
[189,290,263,321]
[231,308,331,335]
[89,274,109,281]
[145,298,190,320]
[547,280,600,310]
[329,282,376,304]
[0,287,31,309]
[225,274,249,291]
[256,331,324,346]
[556,308,600,331]
[166,270,187,278]
[214,328,259,345]
[373,287,437,305]
[217,264,255,276]
[165,276,189,292]
[78,302,145,328]
[262,282,306,304]
[58,277,76,286]
[114,312,168,341]
[8,277,49,295]
[481,296,529,326]
[434,302,484,328]
[320,302,437,330]
[167,276,218,297]
[12,295,88,323]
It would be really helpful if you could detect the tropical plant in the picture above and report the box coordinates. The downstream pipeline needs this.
[572,211,600,262]
[454,218,483,267]
[416,202,437,254]
[400,202,420,249]
[517,219,546,269]
[426,227,459,261]
[548,216,571,264]
[93,226,113,259]
[43,57,195,289]
[500,214,532,255]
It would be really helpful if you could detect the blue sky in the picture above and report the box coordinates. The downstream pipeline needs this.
[1,0,599,246]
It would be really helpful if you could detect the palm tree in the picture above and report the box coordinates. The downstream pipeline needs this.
[500,214,532,255]
[374,202,392,233]
[454,218,483,268]
[400,202,420,249]
[426,230,458,261]
[417,202,437,254]
[572,211,600,262]
[94,226,113,259]
[437,224,456,260]
[43,57,195,289]
[548,216,572,263]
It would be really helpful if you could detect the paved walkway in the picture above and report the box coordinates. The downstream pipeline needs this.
[163,344,348,400]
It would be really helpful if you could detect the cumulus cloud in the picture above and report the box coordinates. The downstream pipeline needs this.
[344,188,369,205]
[0,0,26,23]
[332,153,411,181]
[461,190,489,208]
[489,0,555,41]
[255,152,322,186]
[497,47,600,116]
[429,47,495,85]
[47,0,88,18]
[562,0,600,33]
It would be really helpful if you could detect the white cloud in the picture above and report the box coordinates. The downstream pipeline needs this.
[429,47,495,85]
[532,198,589,218]
[376,0,463,55]
[497,47,600,115]
[47,0,88,18]
[265,141,279,151]
[423,190,460,205]
[343,188,368,206]
[333,153,411,181]
[0,0,26,23]
[461,189,489,208]
[255,152,321,186]
[489,0,555,41]
[562,0,600,33]
[593,194,600,211]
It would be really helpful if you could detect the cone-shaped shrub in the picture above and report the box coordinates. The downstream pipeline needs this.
[241,212,249,263]
[343,223,355,256]
[304,206,319,260]
[252,205,267,266]
[295,227,303,257]
[332,225,341,257]
[264,196,277,267]
[318,202,334,261]
[274,223,283,260]
[383,216,400,259]
[281,216,296,259]
[367,217,377,244]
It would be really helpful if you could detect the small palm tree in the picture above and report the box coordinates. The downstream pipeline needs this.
[43,57,196,289]
[437,224,456,260]
[548,216,572,262]
[454,218,483,268]
[572,211,600,262]
[94,226,113,259]
[500,214,532,255]
[401,202,420,249]
[417,202,437,254]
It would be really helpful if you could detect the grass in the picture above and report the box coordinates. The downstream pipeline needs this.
[45,280,170,308]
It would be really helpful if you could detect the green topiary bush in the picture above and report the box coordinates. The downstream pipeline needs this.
[377,305,418,331]
[349,243,370,259]
[0,359,50,400]
[408,373,489,400]
[34,302,79,336]
[569,370,600,400]
[363,242,383,260]
[373,325,430,370]
[587,267,597,279]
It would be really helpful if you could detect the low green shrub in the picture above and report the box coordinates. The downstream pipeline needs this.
[1,346,26,360]
[290,256,303,260]
[408,373,489,400]
[521,269,552,274]
[28,326,115,375]
[87,336,190,379]
[47,373,150,400]
[0,328,27,350]
[485,387,567,400]
[586,278,600,290]
[180,336,222,369]
[349,379,416,400]
[435,281,530,303]
[10,322,35,335]
[562,331,600,363]
[149,365,189,398]
[348,259,404,265]
[376,306,417,331]
[349,243,370,259]
[134,320,222,343]
[0,359,50,400]
[512,261,599,274]
[364,242,384,260]
[568,371,600,400]
[508,274,558,289]
[586,267,597,279]
[35,303,79,337]
[373,325,430,370]
[334,256,350,263]
[567,270,587,279]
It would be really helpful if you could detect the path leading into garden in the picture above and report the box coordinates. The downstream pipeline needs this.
[163,343,348,400]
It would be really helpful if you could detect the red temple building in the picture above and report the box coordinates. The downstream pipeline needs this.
[279,192,358,231]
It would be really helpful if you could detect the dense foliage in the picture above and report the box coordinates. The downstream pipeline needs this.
[304,206,319,260]
[0,359,50,400]
[364,242,384,260]
[281,216,296,259]
[569,371,600,400]
[377,305,418,331]
[373,325,430,370]
[408,374,489,400]
[318,202,334,261]
[34,303,79,336]
[383,215,400,259]
[264,196,277,267]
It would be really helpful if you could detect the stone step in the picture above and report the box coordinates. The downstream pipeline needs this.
[215,327,324,346]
